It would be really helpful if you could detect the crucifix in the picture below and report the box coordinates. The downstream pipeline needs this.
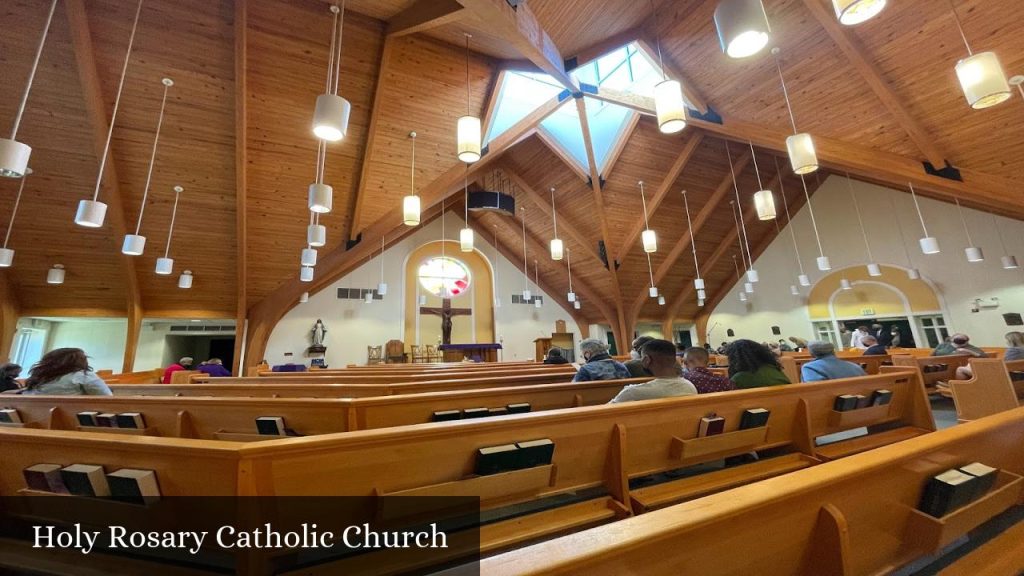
[419,298,472,345]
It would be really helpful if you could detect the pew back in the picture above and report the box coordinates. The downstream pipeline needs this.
[891,353,974,388]
[949,358,1020,421]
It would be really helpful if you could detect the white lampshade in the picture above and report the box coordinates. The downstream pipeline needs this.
[786,133,818,175]
[534,298,542,309]
[1001,255,1019,269]
[840,278,852,290]
[658,295,666,305]
[299,292,309,303]
[919,236,940,255]
[418,294,427,305]
[964,246,984,262]
[403,195,421,226]
[364,291,373,303]
[641,229,657,253]
[867,263,882,277]
[654,79,686,134]
[46,264,64,285]
[714,0,771,59]
[649,286,659,298]
[694,278,705,290]
[567,291,576,302]
[907,268,921,280]
[747,269,759,283]
[122,234,146,256]
[300,266,314,282]
[0,248,12,267]
[833,0,886,25]
[178,270,193,289]
[0,139,31,179]
[550,238,564,260]
[307,223,326,247]
[753,189,776,220]
[697,289,706,300]
[457,115,481,163]
[739,291,748,302]
[494,296,502,308]
[75,199,107,228]
[790,285,800,295]
[155,257,174,275]
[308,182,333,214]
[522,289,532,300]
[744,282,754,294]
[301,247,318,267]
[798,274,811,286]
[460,227,474,252]
[698,299,705,307]
[573,300,581,310]
[312,93,351,141]
[956,52,1011,110]
[816,256,832,271]
[377,282,388,296]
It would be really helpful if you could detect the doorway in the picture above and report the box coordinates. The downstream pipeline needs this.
[837,317,918,348]
[676,331,693,348]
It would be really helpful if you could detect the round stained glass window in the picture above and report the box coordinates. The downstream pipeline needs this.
[418,257,471,298]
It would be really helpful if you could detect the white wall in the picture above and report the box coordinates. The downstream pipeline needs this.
[265,214,584,367]
[132,321,237,371]
[707,175,1024,347]
[46,319,128,372]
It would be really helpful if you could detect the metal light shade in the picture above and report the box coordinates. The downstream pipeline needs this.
[299,292,309,303]
[641,229,657,253]
[786,133,818,175]
[747,269,759,283]
[534,299,542,309]
[377,282,388,296]
[75,199,107,228]
[907,268,921,280]
[550,238,564,261]
[307,223,326,247]
[155,257,174,275]
[956,52,1011,110]
[753,189,776,220]
[301,247,318,267]
[919,236,940,255]
[965,246,984,262]
[739,291,748,302]
[300,266,314,282]
[522,289,532,300]
[790,285,800,295]
[833,0,886,25]
[457,115,481,163]
[573,300,581,310]
[798,274,811,286]
[567,291,576,302]
[654,79,686,134]
[308,182,333,213]
[816,256,832,271]
[867,263,882,277]
[714,0,771,58]
[694,278,705,290]
[460,227,474,252]
[649,286,659,298]
[0,139,31,179]
[312,93,351,141]
[0,248,12,267]
[744,282,754,294]
[46,264,64,285]
[403,195,421,226]
[122,234,146,256]
[840,278,852,290]
[1001,255,1019,269]
[698,289,706,300]
[658,295,666,305]
[364,291,373,304]
[178,271,193,289]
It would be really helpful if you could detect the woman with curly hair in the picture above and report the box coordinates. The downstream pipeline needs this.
[21,348,111,396]
[727,339,791,389]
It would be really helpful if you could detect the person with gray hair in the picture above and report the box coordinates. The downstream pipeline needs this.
[573,338,630,382]
[800,340,867,382]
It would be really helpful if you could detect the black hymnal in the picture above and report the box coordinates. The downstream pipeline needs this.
[0,408,21,423]
[871,389,893,406]
[107,469,161,505]
[431,410,461,422]
[919,469,976,517]
[255,416,285,435]
[739,408,770,429]
[1010,371,1024,382]
[854,395,871,409]
[76,411,99,427]
[698,415,725,437]
[116,412,145,429]
[23,464,66,493]
[506,403,531,414]
[60,464,111,498]
[462,407,490,419]
[833,395,859,412]
[959,462,998,498]
[488,407,510,416]
[475,444,519,476]
[515,439,555,469]
[96,413,117,428]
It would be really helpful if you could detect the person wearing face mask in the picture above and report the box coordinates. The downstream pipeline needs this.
[623,336,656,377]
[608,339,697,403]
[573,338,631,382]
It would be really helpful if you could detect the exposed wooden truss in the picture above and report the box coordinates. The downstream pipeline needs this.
[387,0,465,37]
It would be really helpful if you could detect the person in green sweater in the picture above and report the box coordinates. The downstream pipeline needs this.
[727,339,792,389]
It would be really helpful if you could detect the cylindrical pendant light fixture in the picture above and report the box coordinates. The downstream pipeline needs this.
[155,185,183,275]
[748,143,775,222]
[299,291,309,303]
[47,264,65,285]
[714,0,771,59]
[418,294,427,306]
[574,300,581,310]
[566,246,576,303]
[867,263,882,277]
[178,270,193,289]
[799,274,811,286]
[993,214,1019,270]
[776,157,810,290]
[744,282,754,294]
[532,260,542,307]
[0,169,31,267]
[403,131,420,226]
[300,266,314,282]
[697,299,705,307]
[833,0,887,26]
[790,285,800,295]
[739,291,748,302]
[124,77,173,256]
[307,213,326,247]
[460,168,473,252]
[492,224,501,307]
[301,247,317,267]
[658,295,666,306]
[697,289,706,300]
[954,198,984,262]
[457,34,481,163]
[772,49,819,174]
[908,268,921,280]
[519,206,531,300]
[638,181,656,253]
[377,234,388,296]
[947,1,1010,109]
[308,133,333,213]
[549,187,563,260]
[816,256,832,271]
[648,0,687,133]
[649,286,659,298]
[645,249,658,298]
[364,290,373,304]
[694,278,704,290]
[1001,256,1019,270]
[908,183,940,254]
[840,278,852,290]
[312,3,351,140]
[683,191,705,305]
[1,0,57,179]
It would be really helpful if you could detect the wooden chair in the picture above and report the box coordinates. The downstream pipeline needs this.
[384,339,406,363]
[425,344,441,362]
[366,345,383,365]
[410,345,428,363]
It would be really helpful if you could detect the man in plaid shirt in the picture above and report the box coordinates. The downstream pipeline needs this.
[681,347,735,394]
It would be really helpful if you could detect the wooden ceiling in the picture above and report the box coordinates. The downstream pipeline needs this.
[1,0,1021,367]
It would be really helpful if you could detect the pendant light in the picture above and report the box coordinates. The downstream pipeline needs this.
[1,0,57,179]
[301,245,317,267]
[775,158,810,288]
[178,270,193,289]
[833,0,887,26]
[790,285,800,296]
[749,143,776,221]
[772,48,818,175]
[730,200,753,294]
[639,181,657,253]
[566,247,576,302]
[457,34,481,163]
[376,234,388,296]
[549,187,563,260]
[299,292,310,303]
[403,131,420,226]
[726,146,756,283]
[658,295,666,306]
[418,293,427,306]
[954,198,984,262]
[76,0,144,228]
[714,0,771,59]
[533,260,542,308]
[574,299,582,310]
[683,190,705,304]
[992,215,1019,269]
[0,169,31,267]
[846,174,881,276]
[307,212,326,247]
[798,174,830,270]
[650,0,686,134]
[300,266,314,282]
[645,251,658,298]
[460,168,473,252]
[734,255,748,302]
[889,193,922,280]
[47,264,65,285]
[520,206,531,300]
[155,186,183,275]
[312,2,351,141]
[908,183,940,254]
[308,140,333,214]
[492,224,502,308]
[840,278,853,290]
[947,0,1010,109]
[124,78,173,256]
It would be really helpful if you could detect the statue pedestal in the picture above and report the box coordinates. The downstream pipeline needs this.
[306,345,326,355]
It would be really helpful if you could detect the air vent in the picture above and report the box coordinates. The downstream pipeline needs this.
[511,294,543,305]
[337,288,383,300]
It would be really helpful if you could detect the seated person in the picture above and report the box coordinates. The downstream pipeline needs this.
[727,339,792,389]
[931,336,956,356]
[777,339,793,352]
[197,358,232,378]
[948,333,990,380]
[623,336,655,377]
[1004,331,1024,361]
[788,336,808,351]
[802,341,867,382]
[542,347,569,364]
[682,347,735,393]
[573,338,630,382]
[162,356,194,384]
[861,336,888,356]
[609,339,697,403]
[21,348,112,396]
[0,363,21,393]
[716,342,730,354]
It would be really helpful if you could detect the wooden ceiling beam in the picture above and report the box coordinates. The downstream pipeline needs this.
[350,36,396,238]
[387,0,465,37]
[0,273,19,364]
[232,0,248,374]
[564,26,642,70]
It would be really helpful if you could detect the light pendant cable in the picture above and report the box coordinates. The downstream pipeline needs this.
[734,254,747,302]
[533,260,542,308]
[771,47,818,175]
[750,142,776,221]
[1,0,57,179]
[457,34,481,162]
[739,144,759,281]
[731,200,753,294]
[549,187,563,260]
[645,251,657,298]
[566,246,576,302]
[798,173,830,270]
[650,0,686,134]
[846,174,881,276]
[726,145,754,280]
[460,166,473,252]
[0,171,31,267]
[76,0,144,228]
[639,180,657,253]
[520,206,530,300]
[403,131,419,225]
[774,157,808,289]
[377,233,388,296]
[155,186,183,275]
[992,214,1019,270]
[123,77,173,256]
[493,224,502,307]
[909,182,940,254]
[954,197,984,262]
[888,193,921,280]
[682,190,705,302]
[312,1,351,141]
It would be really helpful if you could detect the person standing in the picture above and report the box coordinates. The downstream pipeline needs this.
[849,326,870,350]
[871,323,892,347]
[21,348,112,396]
[839,325,853,350]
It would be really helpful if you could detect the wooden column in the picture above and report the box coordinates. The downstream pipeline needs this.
[232,0,248,375]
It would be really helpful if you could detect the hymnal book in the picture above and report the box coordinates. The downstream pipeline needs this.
[959,462,998,498]
[854,395,871,409]
[919,469,976,517]
[431,410,461,422]
[488,407,510,416]
[255,416,285,435]
[515,439,555,468]
[60,464,111,498]
[23,464,66,493]
[698,415,725,437]
[116,412,145,429]
[96,413,117,428]
[107,469,161,505]
[0,408,21,423]
[76,411,99,427]
[506,403,531,414]
[1009,371,1024,382]
[871,389,893,406]
[475,444,519,476]
[833,395,859,412]
[739,408,770,429]
[462,407,490,419]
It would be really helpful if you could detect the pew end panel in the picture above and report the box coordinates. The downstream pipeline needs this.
[948,358,1020,422]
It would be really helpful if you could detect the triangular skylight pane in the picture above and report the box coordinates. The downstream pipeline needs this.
[570,42,662,98]
[485,71,563,144]
[583,97,633,172]
[540,101,588,173]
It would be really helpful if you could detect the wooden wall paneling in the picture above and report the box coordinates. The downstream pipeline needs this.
[347,35,394,240]
[528,0,654,63]
[386,0,466,37]
[233,0,248,374]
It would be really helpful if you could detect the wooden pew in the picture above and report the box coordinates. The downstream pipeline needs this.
[191,364,577,384]
[946,358,1021,422]
[892,353,976,390]
[477,407,1024,576]
[255,361,559,377]
[102,368,163,384]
